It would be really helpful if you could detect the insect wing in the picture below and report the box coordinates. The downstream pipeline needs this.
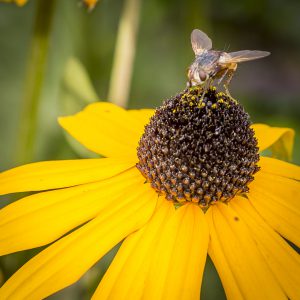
[224,50,270,63]
[191,29,213,55]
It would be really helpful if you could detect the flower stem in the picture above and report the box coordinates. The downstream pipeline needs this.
[16,0,56,164]
[107,0,141,108]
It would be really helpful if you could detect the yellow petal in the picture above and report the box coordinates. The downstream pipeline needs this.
[230,196,300,300]
[144,203,208,300]
[127,108,154,132]
[0,157,135,195]
[58,102,151,158]
[250,171,300,211]
[94,202,208,300]
[93,199,175,300]
[248,171,300,247]
[206,203,286,300]
[259,156,300,180]
[0,168,146,255]
[252,123,294,159]
[0,184,157,299]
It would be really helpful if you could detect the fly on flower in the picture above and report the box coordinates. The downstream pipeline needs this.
[187,29,270,96]
[0,31,300,300]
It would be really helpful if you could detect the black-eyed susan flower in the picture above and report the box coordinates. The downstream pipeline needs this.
[0,87,299,299]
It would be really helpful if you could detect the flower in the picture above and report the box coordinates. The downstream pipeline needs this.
[83,0,99,11]
[0,87,299,299]
[15,0,26,6]
[0,0,27,6]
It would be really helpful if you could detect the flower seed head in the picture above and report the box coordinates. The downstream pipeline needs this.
[136,87,260,208]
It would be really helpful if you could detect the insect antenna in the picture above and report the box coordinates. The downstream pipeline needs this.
[223,43,231,52]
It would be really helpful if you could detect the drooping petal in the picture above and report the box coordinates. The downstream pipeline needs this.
[206,203,286,300]
[248,171,300,247]
[230,196,300,300]
[144,203,208,300]
[259,156,300,180]
[252,123,294,159]
[0,168,146,255]
[94,202,208,300]
[58,102,151,158]
[0,157,135,195]
[0,184,157,299]
[93,199,175,299]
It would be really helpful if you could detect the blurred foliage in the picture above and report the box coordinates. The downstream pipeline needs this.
[0,0,299,299]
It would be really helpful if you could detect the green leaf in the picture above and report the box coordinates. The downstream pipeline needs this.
[270,129,295,161]
[60,57,100,158]
[63,57,99,104]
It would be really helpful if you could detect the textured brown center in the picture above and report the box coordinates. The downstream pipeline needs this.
[136,86,260,208]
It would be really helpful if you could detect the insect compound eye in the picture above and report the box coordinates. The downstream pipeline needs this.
[199,70,207,82]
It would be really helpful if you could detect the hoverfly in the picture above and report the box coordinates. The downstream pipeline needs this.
[187,29,270,95]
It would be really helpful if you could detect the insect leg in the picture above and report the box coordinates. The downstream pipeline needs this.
[223,69,235,98]
[186,68,192,88]
[200,78,213,102]
[218,68,229,85]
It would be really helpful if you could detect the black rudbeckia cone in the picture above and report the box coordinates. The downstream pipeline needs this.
[137,86,260,208]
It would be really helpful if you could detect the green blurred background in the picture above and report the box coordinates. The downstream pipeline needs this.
[0,0,299,299]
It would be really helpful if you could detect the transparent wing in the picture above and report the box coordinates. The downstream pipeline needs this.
[191,29,212,55]
[224,50,270,63]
